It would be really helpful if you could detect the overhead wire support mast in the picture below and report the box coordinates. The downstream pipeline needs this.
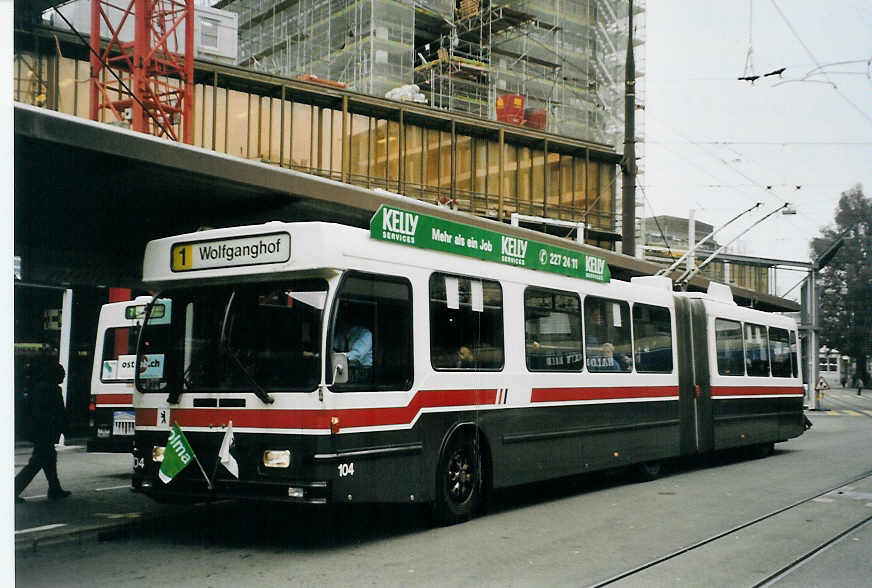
[674,203,792,290]
[655,202,763,278]
[621,0,637,256]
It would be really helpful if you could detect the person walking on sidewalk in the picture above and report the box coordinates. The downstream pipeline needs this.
[15,361,71,503]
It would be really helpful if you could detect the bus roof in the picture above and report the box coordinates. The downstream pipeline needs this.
[143,220,686,311]
[141,217,797,331]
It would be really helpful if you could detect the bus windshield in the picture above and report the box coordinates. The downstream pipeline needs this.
[136,279,328,396]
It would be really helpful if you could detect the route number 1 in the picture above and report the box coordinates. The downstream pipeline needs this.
[171,244,193,271]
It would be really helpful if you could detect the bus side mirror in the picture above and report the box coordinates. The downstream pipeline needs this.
[330,352,348,385]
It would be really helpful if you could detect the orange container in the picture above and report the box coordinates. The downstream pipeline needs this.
[496,93,526,125]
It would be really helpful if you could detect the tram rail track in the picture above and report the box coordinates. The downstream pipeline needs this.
[753,512,872,587]
[588,468,872,588]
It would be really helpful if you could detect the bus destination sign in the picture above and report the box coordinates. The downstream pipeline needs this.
[171,232,291,272]
[370,205,610,283]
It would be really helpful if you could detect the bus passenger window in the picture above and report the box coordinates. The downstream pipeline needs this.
[100,327,138,382]
[769,327,792,377]
[524,288,582,372]
[632,304,673,373]
[330,273,413,391]
[744,323,770,377]
[430,274,503,371]
[584,296,632,373]
[789,331,799,378]
[715,319,744,376]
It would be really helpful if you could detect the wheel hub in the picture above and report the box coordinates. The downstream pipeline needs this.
[447,448,474,504]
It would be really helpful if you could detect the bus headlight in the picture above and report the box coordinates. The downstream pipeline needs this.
[152,446,166,462]
[263,450,290,468]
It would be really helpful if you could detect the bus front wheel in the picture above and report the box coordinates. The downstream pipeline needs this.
[433,431,483,526]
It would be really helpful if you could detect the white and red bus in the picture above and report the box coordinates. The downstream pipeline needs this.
[87,297,170,452]
[131,205,805,524]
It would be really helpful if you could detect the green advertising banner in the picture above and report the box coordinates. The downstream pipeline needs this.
[370,205,610,283]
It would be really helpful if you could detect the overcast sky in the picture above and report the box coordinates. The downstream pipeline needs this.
[642,0,872,297]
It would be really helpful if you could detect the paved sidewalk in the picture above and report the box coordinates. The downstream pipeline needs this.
[14,438,200,551]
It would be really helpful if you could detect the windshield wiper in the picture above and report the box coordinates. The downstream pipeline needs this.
[131,292,182,405]
[218,289,273,404]
[222,340,274,405]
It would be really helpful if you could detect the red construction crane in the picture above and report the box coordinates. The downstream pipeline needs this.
[90,0,194,143]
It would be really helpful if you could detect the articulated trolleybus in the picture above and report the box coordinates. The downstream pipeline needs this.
[131,205,805,524]
[88,297,170,452]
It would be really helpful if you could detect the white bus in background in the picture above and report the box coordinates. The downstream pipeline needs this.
[87,296,171,452]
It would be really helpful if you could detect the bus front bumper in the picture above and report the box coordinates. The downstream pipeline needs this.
[131,473,329,504]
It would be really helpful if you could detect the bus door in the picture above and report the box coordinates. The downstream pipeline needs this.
[675,298,713,454]
[690,299,713,452]
[675,298,695,455]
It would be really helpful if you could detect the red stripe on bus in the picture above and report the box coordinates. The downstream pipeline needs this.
[135,388,497,430]
[531,386,679,403]
[711,386,804,397]
[136,408,157,426]
[96,393,133,405]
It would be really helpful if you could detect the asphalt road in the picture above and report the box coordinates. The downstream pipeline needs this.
[13,387,872,587]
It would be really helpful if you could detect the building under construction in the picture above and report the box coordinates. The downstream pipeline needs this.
[218,0,644,146]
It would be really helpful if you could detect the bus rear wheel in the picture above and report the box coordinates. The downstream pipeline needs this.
[433,431,483,526]
[750,442,775,458]
[636,461,662,481]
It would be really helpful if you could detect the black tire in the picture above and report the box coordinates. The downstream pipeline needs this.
[636,461,662,482]
[432,431,483,526]
[751,442,775,458]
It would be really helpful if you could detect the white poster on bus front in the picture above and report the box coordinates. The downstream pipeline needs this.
[101,360,118,380]
[116,355,137,380]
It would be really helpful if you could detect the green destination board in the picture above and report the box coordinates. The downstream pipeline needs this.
[370,205,610,283]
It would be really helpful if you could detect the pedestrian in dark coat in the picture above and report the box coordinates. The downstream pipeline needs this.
[15,362,71,503]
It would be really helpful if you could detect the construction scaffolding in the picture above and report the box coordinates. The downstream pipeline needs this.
[412,0,643,145]
[222,0,643,146]
[226,0,416,97]
[592,0,646,146]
